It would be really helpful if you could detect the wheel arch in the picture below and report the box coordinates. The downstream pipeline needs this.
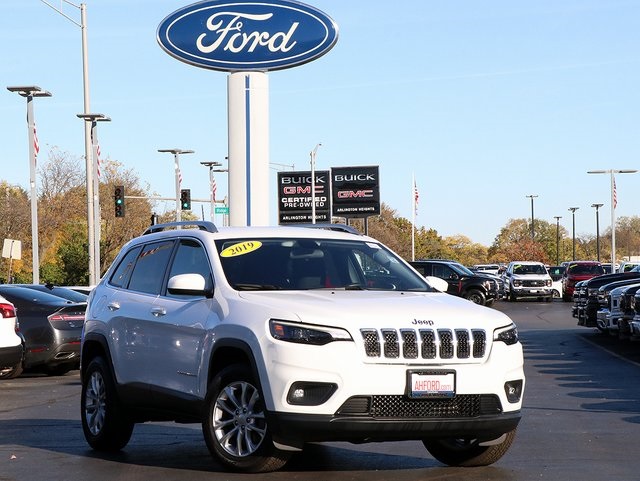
[80,332,113,383]
[208,339,261,389]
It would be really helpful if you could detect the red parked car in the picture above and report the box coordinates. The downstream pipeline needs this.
[562,261,605,301]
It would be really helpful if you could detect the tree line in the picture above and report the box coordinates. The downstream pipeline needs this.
[2,149,639,285]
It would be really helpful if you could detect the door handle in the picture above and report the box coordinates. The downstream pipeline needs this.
[151,307,166,317]
[107,302,120,311]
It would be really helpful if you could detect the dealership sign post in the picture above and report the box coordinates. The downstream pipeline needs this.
[158,1,338,226]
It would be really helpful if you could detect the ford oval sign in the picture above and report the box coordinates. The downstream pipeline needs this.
[157,0,339,72]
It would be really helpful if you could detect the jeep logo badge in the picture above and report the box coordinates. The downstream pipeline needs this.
[157,0,339,72]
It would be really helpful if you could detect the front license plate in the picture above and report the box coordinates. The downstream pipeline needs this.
[407,370,455,399]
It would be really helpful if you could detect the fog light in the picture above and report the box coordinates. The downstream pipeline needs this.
[504,380,523,403]
[286,382,337,406]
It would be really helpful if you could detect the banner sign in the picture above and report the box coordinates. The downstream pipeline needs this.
[157,0,339,72]
[277,170,331,223]
[331,166,380,217]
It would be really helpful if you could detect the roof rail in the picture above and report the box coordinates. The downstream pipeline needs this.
[143,221,218,235]
[296,223,362,235]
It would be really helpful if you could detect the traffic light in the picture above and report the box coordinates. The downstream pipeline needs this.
[114,185,125,217]
[180,188,191,210]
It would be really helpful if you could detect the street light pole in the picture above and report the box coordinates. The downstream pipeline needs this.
[554,216,562,265]
[588,169,638,270]
[7,86,52,284]
[310,143,321,224]
[591,203,604,262]
[40,1,97,284]
[77,113,110,280]
[159,149,194,222]
[526,194,538,240]
[568,207,579,260]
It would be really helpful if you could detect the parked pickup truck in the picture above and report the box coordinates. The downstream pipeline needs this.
[574,270,640,328]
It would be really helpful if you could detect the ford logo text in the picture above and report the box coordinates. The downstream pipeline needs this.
[157,0,339,72]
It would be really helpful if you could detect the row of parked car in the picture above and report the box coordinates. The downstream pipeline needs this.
[571,263,640,340]
[0,284,90,379]
[410,259,559,306]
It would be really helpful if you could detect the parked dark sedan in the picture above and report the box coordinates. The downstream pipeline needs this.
[16,284,88,303]
[0,285,86,376]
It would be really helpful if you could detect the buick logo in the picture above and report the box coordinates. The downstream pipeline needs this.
[157,0,339,72]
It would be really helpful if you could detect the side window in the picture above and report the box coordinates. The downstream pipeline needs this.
[109,246,142,288]
[128,240,175,295]
[167,238,213,294]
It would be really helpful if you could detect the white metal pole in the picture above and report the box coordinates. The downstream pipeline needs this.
[79,3,96,285]
[26,96,40,284]
[610,171,616,270]
[90,120,101,279]
[175,153,181,222]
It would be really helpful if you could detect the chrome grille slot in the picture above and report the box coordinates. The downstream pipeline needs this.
[438,329,454,359]
[472,330,486,358]
[400,329,418,359]
[381,329,399,358]
[455,329,470,358]
[361,329,380,357]
[420,329,437,359]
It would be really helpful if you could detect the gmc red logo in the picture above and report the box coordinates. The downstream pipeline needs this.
[337,190,373,198]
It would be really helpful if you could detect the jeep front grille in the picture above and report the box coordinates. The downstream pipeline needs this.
[360,328,487,361]
[336,394,502,418]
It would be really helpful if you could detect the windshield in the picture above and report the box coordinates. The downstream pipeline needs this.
[512,263,547,275]
[216,237,431,292]
[450,262,475,276]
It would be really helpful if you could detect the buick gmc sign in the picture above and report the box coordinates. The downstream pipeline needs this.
[157,0,339,72]
[331,166,380,217]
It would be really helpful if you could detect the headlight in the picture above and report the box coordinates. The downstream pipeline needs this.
[494,323,519,345]
[270,319,352,345]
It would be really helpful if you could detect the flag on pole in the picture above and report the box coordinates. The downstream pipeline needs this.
[211,175,217,202]
[613,178,617,210]
[177,167,183,186]
[91,130,101,179]
[413,179,419,215]
[33,122,40,166]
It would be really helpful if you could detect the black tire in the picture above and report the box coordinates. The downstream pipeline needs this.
[423,428,517,467]
[0,363,23,379]
[464,289,486,306]
[552,289,561,299]
[509,292,517,302]
[81,356,134,452]
[202,364,290,473]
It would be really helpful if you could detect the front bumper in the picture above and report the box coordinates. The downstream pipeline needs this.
[268,404,521,448]
[511,287,552,299]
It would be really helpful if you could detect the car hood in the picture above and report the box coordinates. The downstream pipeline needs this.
[235,290,512,330]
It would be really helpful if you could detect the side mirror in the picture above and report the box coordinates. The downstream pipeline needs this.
[425,276,449,293]
[167,273,213,297]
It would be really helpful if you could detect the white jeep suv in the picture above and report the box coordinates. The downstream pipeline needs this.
[80,222,525,472]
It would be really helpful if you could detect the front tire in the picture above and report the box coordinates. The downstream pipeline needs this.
[81,356,134,451]
[464,289,486,306]
[423,429,517,467]
[202,364,290,473]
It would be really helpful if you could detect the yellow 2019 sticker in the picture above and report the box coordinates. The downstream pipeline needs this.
[221,241,263,257]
